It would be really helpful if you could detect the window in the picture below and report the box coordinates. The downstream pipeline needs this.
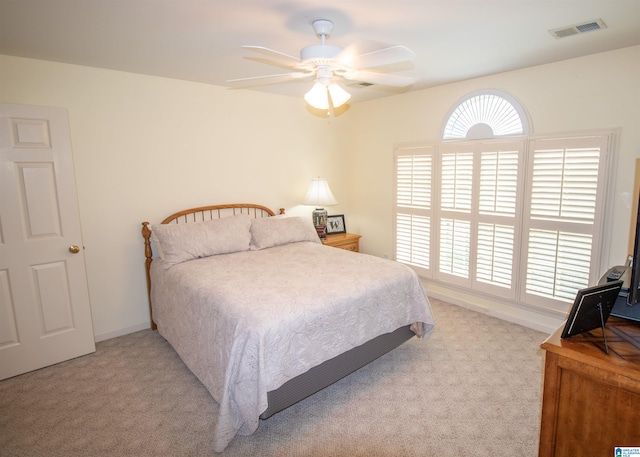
[420,139,525,300]
[395,146,434,276]
[442,90,530,140]
[522,136,610,306]
[395,91,614,314]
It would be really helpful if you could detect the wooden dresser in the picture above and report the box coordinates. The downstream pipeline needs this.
[322,233,361,252]
[539,317,640,456]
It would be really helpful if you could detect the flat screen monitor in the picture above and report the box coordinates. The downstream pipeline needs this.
[561,280,624,339]
[628,189,640,306]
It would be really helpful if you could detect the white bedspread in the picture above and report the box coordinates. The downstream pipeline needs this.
[150,241,434,452]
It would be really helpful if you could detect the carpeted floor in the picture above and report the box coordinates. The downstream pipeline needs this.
[0,299,547,456]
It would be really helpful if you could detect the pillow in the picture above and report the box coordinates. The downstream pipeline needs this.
[151,214,252,268]
[150,231,165,259]
[250,216,320,250]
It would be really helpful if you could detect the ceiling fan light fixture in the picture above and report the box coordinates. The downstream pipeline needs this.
[305,79,350,110]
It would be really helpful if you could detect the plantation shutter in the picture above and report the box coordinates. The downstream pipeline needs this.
[394,146,434,276]
[438,146,474,283]
[437,141,523,296]
[522,136,610,305]
[475,146,522,297]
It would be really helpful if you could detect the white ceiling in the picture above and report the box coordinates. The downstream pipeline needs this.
[1,0,639,104]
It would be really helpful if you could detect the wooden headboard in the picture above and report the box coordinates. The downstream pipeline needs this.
[141,203,284,329]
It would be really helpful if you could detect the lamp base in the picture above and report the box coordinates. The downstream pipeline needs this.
[312,207,328,239]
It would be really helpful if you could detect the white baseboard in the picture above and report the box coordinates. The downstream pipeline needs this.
[422,280,564,335]
[94,321,151,342]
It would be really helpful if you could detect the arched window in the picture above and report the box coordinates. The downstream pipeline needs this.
[396,89,615,319]
[441,90,530,140]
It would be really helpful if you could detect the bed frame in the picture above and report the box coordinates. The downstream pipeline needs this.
[141,203,414,419]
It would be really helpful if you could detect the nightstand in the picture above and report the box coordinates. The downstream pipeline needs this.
[322,233,361,252]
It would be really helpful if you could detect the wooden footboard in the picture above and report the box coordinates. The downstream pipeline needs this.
[141,203,283,330]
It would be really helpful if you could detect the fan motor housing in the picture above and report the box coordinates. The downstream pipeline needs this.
[300,44,342,62]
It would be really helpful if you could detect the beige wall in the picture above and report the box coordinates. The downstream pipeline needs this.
[2,45,639,338]
[0,55,351,339]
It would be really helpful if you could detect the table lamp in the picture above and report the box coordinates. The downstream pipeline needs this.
[303,177,338,238]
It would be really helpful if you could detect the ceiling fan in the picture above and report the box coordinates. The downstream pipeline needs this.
[227,19,416,112]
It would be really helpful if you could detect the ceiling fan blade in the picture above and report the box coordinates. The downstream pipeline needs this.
[245,56,301,71]
[343,70,416,87]
[226,71,313,84]
[241,45,301,67]
[349,45,416,69]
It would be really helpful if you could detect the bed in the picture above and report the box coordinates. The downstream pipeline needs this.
[141,203,434,452]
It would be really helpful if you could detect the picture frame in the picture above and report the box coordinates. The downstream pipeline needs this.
[560,280,623,339]
[326,215,346,234]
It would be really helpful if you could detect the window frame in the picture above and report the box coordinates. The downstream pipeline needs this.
[393,130,617,315]
[518,132,616,312]
[394,145,435,278]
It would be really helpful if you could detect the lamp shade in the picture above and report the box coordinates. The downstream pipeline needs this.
[304,82,351,110]
[327,82,351,108]
[302,178,338,207]
[304,82,329,110]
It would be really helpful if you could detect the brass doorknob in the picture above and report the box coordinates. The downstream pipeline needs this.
[69,245,80,254]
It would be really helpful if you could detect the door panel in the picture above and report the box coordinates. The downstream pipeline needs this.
[32,261,75,334]
[0,270,19,348]
[0,103,95,380]
[19,163,62,237]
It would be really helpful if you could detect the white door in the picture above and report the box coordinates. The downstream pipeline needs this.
[0,103,95,380]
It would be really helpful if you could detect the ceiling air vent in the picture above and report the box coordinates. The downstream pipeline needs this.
[549,19,607,39]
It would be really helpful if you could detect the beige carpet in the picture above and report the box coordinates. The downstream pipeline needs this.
[0,299,547,456]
